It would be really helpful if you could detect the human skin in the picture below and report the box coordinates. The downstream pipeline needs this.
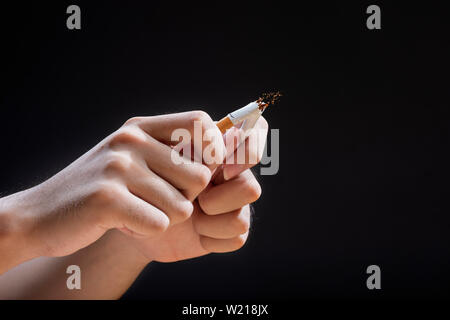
[0,111,229,274]
[0,112,268,299]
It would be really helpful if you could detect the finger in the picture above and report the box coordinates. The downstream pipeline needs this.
[143,138,212,201]
[133,111,226,171]
[126,164,194,225]
[222,116,268,181]
[199,232,249,253]
[193,205,250,239]
[111,129,212,201]
[103,185,170,238]
[132,111,209,144]
[198,170,261,215]
[208,126,241,184]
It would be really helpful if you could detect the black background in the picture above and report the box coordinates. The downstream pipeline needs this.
[1,1,449,300]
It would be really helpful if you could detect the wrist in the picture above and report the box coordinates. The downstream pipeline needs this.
[0,191,38,273]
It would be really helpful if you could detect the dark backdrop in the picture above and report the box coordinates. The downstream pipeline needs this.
[1,1,449,300]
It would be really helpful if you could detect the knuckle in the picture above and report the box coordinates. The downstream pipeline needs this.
[231,234,247,251]
[149,215,170,234]
[189,110,213,126]
[124,116,143,126]
[104,151,133,176]
[193,165,212,190]
[172,200,194,222]
[232,210,250,235]
[243,179,262,203]
[90,181,123,206]
[109,127,146,148]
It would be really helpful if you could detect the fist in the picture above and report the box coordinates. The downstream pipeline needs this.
[6,111,225,259]
[116,117,268,262]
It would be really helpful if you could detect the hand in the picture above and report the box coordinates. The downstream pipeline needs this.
[115,117,268,262]
[0,111,224,271]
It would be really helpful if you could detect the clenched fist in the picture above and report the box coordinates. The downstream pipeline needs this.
[0,111,226,274]
[108,117,268,263]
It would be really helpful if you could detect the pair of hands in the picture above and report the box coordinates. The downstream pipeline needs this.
[0,110,267,269]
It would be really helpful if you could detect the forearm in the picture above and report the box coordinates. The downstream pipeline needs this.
[0,230,149,299]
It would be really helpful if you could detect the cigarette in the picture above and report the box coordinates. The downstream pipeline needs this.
[216,92,281,134]
[216,100,268,134]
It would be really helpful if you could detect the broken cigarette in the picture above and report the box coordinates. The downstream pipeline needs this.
[216,92,281,134]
